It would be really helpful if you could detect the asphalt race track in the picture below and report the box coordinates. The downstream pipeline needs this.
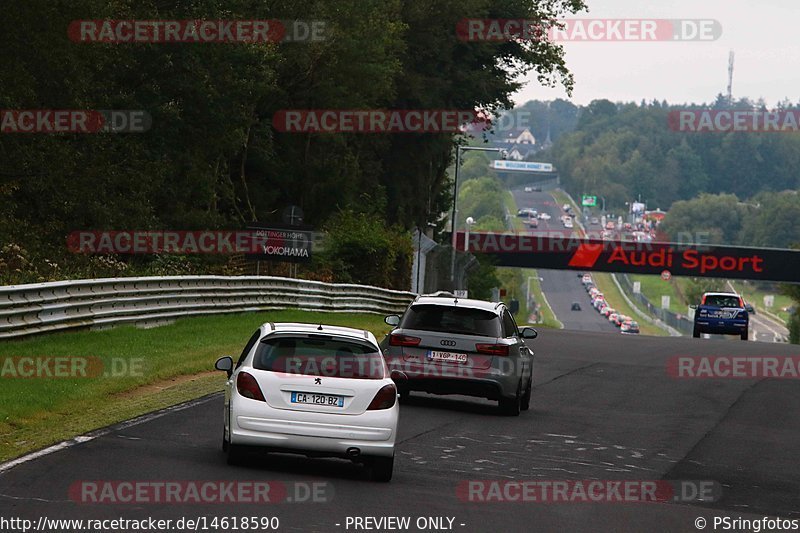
[538,269,616,332]
[511,188,615,332]
[2,330,799,533]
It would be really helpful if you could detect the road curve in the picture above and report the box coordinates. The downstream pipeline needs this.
[2,330,799,533]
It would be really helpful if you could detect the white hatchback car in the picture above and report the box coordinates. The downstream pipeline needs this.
[215,322,401,481]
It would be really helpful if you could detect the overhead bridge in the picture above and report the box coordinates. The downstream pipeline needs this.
[456,231,800,283]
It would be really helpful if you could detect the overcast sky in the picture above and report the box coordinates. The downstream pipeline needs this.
[512,0,799,107]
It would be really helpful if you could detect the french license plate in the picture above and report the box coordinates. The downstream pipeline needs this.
[290,392,344,407]
[426,350,467,363]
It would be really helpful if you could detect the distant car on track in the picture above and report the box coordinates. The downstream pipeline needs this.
[571,302,582,311]
[215,322,401,481]
[691,292,750,340]
[620,321,640,334]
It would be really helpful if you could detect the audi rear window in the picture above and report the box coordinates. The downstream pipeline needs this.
[400,305,501,337]
[253,336,385,379]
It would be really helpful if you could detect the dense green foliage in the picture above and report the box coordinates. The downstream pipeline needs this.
[548,98,800,211]
[0,0,586,286]
[318,211,412,289]
[659,191,800,248]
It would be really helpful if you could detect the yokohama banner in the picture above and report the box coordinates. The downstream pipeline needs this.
[457,232,800,283]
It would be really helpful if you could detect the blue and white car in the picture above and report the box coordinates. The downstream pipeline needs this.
[692,292,751,340]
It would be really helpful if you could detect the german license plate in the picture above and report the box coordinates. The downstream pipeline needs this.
[290,392,344,407]
[426,350,467,363]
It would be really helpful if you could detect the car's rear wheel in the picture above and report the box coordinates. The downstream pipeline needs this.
[226,443,244,466]
[222,428,229,452]
[741,331,748,341]
[499,382,522,416]
[520,377,532,411]
[692,326,701,338]
[368,455,394,482]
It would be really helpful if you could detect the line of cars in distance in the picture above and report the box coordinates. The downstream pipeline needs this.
[214,293,538,481]
[578,273,640,334]
[516,207,551,228]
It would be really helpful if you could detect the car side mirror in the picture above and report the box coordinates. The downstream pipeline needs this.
[215,356,233,378]
[521,327,538,339]
[745,304,754,313]
[689,304,698,309]
[384,315,400,327]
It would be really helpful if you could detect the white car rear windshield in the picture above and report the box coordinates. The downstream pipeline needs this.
[253,336,385,379]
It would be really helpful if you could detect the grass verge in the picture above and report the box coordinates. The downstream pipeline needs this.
[629,274,686,314]
[523,269,562,329]
[0,310,391,462]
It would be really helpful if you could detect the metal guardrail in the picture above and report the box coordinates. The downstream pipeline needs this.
[0,276,417,340]
[616,274,694,335]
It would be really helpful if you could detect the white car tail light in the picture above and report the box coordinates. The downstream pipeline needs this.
[237,371,265,402]
[367,384,397,410]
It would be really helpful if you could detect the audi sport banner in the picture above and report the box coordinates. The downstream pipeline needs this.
[245,224,313,263]
[457,232,800,283]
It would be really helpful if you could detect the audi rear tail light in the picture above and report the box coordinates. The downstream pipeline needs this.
[389,334,421,347]
[475,343,509,356]
[367,384,397,410]
[237,371,265,401]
